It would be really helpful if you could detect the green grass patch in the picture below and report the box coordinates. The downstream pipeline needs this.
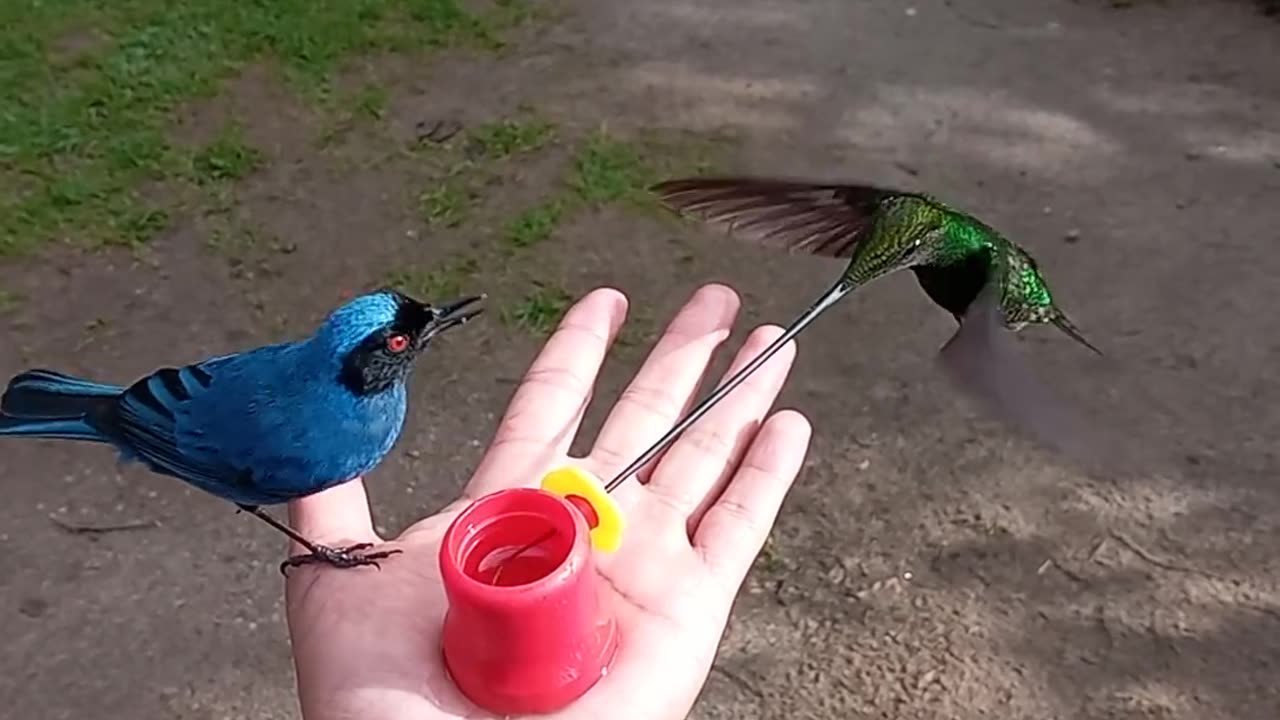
[0,0,545,257]
[501,282,572,335]
[353,82,390,120]
[419,176,477,227]
[384,255,481,300]
[0,289,23,314]
[315,81,393,148]
[503,198,565,248]
[390,125,734,337]
[190,124,265,184]
[466,116,557,159]
[205,224,260,261]
[567,131,658,206]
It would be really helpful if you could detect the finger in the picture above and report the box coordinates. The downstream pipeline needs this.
[644,324,797,526]
[692,409,811,595]
[464,287,628,500]
[285,477,380,554]
[585,283,740,491]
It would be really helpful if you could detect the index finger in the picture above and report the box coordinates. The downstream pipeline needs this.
[463,287,628,500]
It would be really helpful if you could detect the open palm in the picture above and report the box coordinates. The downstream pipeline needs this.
[281,284,812,720]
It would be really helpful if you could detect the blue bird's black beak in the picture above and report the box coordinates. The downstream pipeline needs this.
[420,294,486,344]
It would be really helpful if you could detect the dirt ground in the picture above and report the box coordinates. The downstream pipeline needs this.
[3,0,1279,718]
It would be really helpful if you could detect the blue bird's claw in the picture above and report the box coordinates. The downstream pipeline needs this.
[278,542,403,577]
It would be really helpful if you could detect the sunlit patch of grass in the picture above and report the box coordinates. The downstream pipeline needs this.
[567,131,657,206]
[501,282,572,335]
[0,0,545,257]
[419,176,477,227]
[384,255,482,300]
[190,124,265,184]
[466,116,558,159]
[503,199,566,248]
[0,289,24,315]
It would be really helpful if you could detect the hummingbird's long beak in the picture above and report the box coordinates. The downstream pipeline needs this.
[421,294,486,342]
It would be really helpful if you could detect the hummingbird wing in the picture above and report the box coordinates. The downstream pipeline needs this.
[935,266,1109,471]
[650,177,917,258]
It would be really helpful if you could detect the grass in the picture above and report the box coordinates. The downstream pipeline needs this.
[0,289,22,314]
[501,282,572,334]
[504,198,565,248]
[0,0,542,257]
[353,82,389,121]
[567,131,659,206]
[315,81,394,148]
[205,224,260,260]
[384,255,481,300]
[190,123,265,184]
[203,221,297,279]
[466,116,557,159]
[394,121,732,336]
[419,176,476,227]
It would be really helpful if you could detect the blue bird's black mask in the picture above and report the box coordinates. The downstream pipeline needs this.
[338,291,484,396]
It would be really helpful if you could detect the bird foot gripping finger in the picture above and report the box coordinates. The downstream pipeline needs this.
[278,542,403,576]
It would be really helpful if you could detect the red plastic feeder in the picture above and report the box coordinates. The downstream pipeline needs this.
[439,486,619,715]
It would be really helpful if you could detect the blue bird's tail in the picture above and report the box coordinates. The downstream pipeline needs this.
[0,369,121,442]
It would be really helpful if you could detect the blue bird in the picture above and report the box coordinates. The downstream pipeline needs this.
[0,289,484,574]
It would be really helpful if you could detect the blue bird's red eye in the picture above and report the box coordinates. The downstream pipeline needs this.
[387,334,410,353]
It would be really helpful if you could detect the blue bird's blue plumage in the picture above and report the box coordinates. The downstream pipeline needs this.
[0,289,484,529]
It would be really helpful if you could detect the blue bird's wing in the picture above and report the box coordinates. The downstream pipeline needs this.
[113,362,267,503]
[111,341,408,505]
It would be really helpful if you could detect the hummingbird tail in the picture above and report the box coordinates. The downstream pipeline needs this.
[1051,313,1103,356]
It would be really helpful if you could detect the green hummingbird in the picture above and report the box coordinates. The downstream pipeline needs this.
[603,177,1107,490]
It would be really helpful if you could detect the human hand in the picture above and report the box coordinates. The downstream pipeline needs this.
[283,283,813,720]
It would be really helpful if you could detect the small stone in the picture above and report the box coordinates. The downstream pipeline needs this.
[415,118,462,144]
[1064,228,1081,244]
[19,596,49,618]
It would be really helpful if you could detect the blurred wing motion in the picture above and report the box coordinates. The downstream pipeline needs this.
[650,177,904,257]
[936,270,1112,473]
